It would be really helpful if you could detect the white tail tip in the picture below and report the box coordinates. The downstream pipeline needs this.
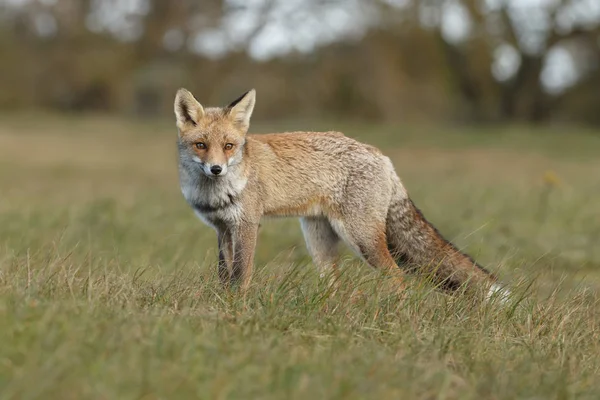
[487,283,510,304]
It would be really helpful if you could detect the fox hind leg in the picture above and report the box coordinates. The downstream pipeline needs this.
[300,217,341,283]
[329,215,405,289]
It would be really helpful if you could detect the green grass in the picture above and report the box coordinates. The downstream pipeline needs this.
[1,114,599,399]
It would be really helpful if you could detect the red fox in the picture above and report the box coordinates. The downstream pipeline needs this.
[174,88,506,299]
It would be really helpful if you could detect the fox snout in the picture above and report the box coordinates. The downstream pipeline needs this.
[205,163,228,177]
[194,158,228,177]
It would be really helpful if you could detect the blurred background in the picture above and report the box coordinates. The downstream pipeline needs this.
[1,0,599,286]
[2,3,600,396]
[1,0,599,125]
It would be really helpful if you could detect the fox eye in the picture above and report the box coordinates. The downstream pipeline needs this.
[224,143,234,150]
[195,142,206,149]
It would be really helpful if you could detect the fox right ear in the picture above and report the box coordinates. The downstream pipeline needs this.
[174,89,204,130]
[227,89,256,132]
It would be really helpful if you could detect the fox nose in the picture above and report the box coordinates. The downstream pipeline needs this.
[210,165,223,175]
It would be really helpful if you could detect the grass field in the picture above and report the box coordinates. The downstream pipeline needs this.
[1,114,599,399]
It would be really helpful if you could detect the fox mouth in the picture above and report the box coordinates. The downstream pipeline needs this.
[192,161,226,178]
[200,168,226,179]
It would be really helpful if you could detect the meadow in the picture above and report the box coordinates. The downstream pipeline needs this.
[0,114,599,399]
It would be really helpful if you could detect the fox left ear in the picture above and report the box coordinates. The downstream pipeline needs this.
[227,89,256,132]
[174,88,204,131]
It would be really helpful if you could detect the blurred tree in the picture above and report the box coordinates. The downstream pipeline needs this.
[0,0,598,125]
[409,0,600,122]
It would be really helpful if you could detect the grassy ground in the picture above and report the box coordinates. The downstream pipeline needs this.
[0,114,599,399]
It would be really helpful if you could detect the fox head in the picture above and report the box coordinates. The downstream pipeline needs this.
[174,88,256,178]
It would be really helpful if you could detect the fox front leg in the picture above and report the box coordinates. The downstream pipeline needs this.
[217,227,234,286]
[231,221,259,291]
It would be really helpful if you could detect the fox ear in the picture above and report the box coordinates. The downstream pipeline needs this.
[227,89,256,132]
[174,88,204,130]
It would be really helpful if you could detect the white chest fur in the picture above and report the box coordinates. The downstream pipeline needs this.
[180,168,247,226]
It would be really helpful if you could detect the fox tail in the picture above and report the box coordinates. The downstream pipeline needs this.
[385,180,505,298]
